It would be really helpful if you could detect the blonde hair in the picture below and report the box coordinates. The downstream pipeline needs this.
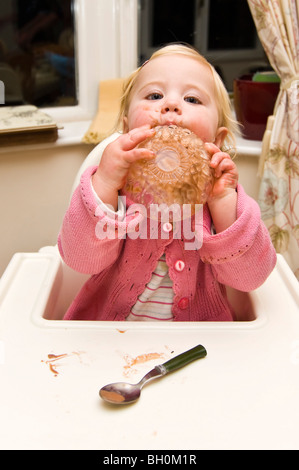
[116,43,239,153]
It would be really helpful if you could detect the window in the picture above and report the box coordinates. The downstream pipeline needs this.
[1,1,263,124]
[151,0,196,47]
[207,0,258,51]
[0,0,138,122]
[0,0,77,108]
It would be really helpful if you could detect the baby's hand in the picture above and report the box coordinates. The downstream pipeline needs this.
[204,143,238,232]
[204,143,238,201]
[92,125,155,209]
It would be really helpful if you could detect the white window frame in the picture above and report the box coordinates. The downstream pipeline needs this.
[44,0,138,123]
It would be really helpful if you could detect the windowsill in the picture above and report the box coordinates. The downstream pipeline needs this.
[0,120,93,154]
[0,120,263,157]
[235,135,262,158]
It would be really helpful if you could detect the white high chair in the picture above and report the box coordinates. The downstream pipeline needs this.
[0,131,298,323]
[0,133,299,450]
[38,132,121,320]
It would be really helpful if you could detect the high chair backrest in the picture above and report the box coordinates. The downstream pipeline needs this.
[71,132,120,197]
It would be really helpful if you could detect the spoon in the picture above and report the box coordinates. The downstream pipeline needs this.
[99,344,207,405]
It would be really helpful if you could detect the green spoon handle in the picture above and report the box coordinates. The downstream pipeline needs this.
[161,344,207,373]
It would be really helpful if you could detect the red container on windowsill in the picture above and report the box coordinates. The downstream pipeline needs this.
[233,74,280,141]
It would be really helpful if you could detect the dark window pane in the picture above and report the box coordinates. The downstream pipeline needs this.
[152,0,196,46]
[208,0,256,50]
[0,0,77,107]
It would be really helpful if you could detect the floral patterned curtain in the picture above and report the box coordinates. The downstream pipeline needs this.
[247,0,299,279]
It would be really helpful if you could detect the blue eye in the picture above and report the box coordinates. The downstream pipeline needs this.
[185,96,201,104]
[147,92,163,100]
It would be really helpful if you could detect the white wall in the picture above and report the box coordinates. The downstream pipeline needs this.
[0,142,94,276]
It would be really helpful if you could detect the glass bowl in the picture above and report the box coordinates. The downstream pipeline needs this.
[122,125,213,216]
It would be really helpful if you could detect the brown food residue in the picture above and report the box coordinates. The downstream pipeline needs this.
[41,351,85,377]
[100,390,125,403]
[123,352,166,377]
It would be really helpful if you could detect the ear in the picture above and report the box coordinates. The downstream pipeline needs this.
[123,116,129,133]
[214,127,228,148]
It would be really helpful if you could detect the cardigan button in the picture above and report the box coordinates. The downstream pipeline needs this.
[174,260,185,272]
[178,297,189,310]
[162,222,173,233]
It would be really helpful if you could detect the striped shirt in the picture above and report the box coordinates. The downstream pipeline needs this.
[126,255,174,321]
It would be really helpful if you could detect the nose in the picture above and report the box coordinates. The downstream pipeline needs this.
[161,96,182,114]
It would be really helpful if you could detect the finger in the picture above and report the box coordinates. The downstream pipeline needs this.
[126,124,151,137]
[124,147,155,163]
[204,142,221,156]
[210,151,232,168]
[214,159,237,179]
[122,126,155,151]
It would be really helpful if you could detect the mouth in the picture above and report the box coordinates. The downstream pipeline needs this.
[148,113,184,129]
[164,120,178,126]
[160,119,184,128]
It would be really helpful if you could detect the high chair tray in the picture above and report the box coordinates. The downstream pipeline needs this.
[0,251,298,450]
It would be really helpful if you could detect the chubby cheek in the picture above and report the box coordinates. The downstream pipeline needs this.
[126,106,160,131]
[186,123,212,143]
[188,119,219,143]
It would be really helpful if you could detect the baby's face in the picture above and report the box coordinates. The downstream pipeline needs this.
[123,54,227,146]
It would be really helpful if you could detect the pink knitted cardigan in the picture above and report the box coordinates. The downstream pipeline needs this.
[58,166,277,321]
